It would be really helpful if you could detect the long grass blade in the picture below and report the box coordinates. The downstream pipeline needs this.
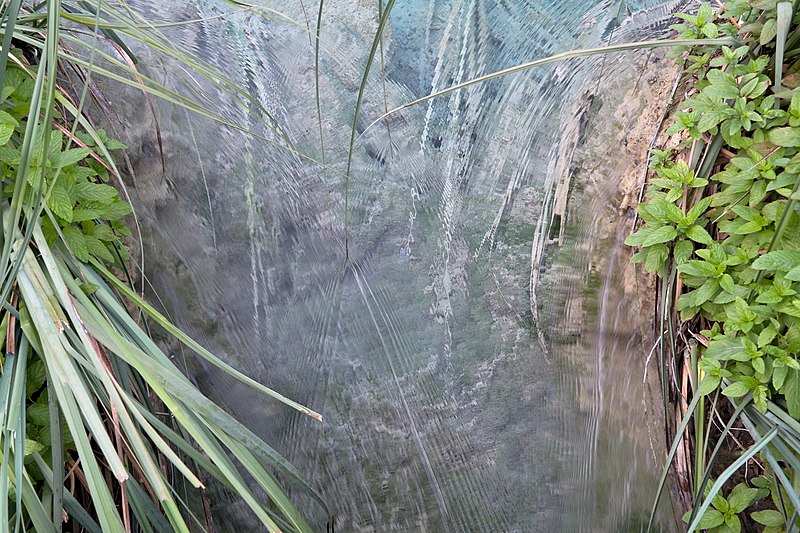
[45,373,63,532]
[647,387,705,532]
[0,352,15,530]
[0,0,23,91]
[205,422,311,532]
[17,264,124,532]
[0,2,327,530]
[344,0,396,257]
[17,465,56,533]
[11,335,28,533]
[314,0,325,164]
[86,259,323,421]
[32,454,101,533]
[359,37,738,140]
[58,256,329,525]
[687,392,753,526]
[124,477,174,533]
[31,225,195,531]
[775,3,793,89]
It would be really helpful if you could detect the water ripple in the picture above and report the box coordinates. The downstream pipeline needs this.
[115,0,679,530]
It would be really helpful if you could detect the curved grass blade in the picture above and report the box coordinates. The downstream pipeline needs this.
[686,392,753,526]
[315,0,325,164]
[59,10,236,30]
[86,259,322,421]
[647,387,704,532]
[359,37,738,140]
[56,256,300,530]
[70,1,139,63]
[775,3,793,89]
[17,465,56,533]
[32,454,101,533]
[376,0,393,154]
[17,263,125,532]
[0,353,15,531]
[124,476,174,533]
[205,422,312,533]
[10,336,28,533]
[60,260,329,522]
[45,373,64,532]
[112,380,204,489]
[0,0,23,91]
[687,427,778,532]
[688,427,778,532]
[19,247,128,484]
[70,1,298,151]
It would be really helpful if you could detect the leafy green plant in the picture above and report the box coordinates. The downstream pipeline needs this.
[1,62,131,266]
[683,482,762,533]
[625,1,800,531]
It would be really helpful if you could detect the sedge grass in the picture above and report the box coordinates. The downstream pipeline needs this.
[0,2,326,532]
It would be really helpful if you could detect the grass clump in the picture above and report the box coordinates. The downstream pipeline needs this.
[625,1,800,530]
[0,2,324,532]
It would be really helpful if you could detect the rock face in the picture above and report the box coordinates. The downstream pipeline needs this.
[100,0,682,530]
[537,43,681,531]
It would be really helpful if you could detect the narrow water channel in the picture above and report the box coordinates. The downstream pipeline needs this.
[105,0,683,530]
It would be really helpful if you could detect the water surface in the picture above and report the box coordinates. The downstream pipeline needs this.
[106,0,680,530]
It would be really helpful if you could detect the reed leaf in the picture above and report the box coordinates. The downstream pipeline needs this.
[0,2,325,531]
[344,0,395,256]
[647,386,705,532]
[687,392,753,526]
[775,3,793,89]
[360,37,738,139]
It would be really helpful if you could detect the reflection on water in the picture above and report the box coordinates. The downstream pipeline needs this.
[105,0,681,530]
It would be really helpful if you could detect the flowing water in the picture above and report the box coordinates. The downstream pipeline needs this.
[100,0,686,530]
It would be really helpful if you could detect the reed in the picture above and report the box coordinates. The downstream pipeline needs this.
[0,2,325,532]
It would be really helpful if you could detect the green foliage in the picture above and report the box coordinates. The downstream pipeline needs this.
[0,63,130,265]
[631,2,800,407]
[682,482,763,533]
[630,2,800,530]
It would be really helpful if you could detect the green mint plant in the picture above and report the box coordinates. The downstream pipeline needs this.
[628,1,800,530]
[0,62,131,266]
[683,482,763,533]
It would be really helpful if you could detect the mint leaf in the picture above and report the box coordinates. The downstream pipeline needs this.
[680,260,718,278]
[85,235,115,263]
[674,239,694,264]
[705,337,744,361]
[645,244,669,272]
[698,374,721,396]
[751,510,785,527]
[642,225,678,246]
[697,508,725,529]
[728,484,759,513]
[74,181,117,203]
[722,381,750,397]
[752,250,800,271]
[686,224,714,244]
[47,184,73,222]
[62,225,89,262]
[760,18,777,44]
[50,147,91,169]
[0,122,14,146]
[782,369,800,418]
[769,127,800,147]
